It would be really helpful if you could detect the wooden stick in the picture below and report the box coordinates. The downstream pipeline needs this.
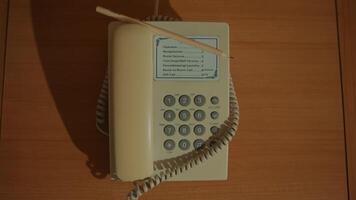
[96,6,227,58]
[154,0,160,16]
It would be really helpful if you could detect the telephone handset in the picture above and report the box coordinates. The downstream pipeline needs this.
[96,14,240,199]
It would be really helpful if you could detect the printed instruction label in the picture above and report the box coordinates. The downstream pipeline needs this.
[154,36,218,80]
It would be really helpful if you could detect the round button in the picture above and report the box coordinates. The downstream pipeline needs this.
[163,110,175,121]
[194,110,206,121]
[163,95,176,106]
[210,111,219,119]
[193,124,205,136]
[163,125,175,136]
[178,139,191,150]
[210,126,219,135]
[178,125,190,136]
[164,139,175,151]
[179,95,191,106]
[179,110,191,121]
[211,96,219,105]
[193,139,205,149]
[194,95,206,106]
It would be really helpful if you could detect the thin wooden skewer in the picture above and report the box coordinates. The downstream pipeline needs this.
[154,0,160,16]
[96,6,227,58]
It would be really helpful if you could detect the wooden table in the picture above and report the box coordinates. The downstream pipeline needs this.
[0,0,350,199]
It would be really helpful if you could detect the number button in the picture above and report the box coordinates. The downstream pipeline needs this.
[164,139,175,151]
[210,111,219,119]
[163,95,175,106]
[193,124,205,135]
[194,110,206,121]
[163,110,175,121]
[179,110,190,121]
[210,96,219,105]
[163,125,175,136]
[179,139,191,150]
[210,126,219,135]
[194,95,206,106]
[193,139,205,149]
[178,125,190,136]
[179,95,191,106]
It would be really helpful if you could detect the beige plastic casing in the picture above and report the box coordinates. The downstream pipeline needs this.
[109,21,229,181]
[109,23,154,181]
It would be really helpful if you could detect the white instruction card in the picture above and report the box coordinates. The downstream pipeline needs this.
[154,36,218,80]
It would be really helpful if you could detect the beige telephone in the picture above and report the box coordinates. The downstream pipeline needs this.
[95,7,240,200]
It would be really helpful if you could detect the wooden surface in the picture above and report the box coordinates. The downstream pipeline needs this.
[0,0,9,131]
[337,0,356,199]
[0,0,348,200]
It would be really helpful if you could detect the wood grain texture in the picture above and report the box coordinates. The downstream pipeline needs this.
[337,0,356,199]
[0,0,348,200]
[0,0,9,136]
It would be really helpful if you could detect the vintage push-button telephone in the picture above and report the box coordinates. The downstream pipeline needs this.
[95,6,240,200]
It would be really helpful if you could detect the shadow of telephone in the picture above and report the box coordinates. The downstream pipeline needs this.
[95,7,240,200]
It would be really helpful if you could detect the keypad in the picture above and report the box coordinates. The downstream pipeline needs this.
[179,95,191,106]
[162,94,221,152]
[211,96,219,105]
[179,125,190,136]
[194,95,206,106]
[193,139,205,149]
[163,95,176,106]
[179,139,191,150]
[210,126,219,135]
[210,111,219,119]
[179,110,190,121]
[163,110,176,121]
[164,139,175,150]
[194,110,206,121]
[193,124,205,136]
[163,125,175,136]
